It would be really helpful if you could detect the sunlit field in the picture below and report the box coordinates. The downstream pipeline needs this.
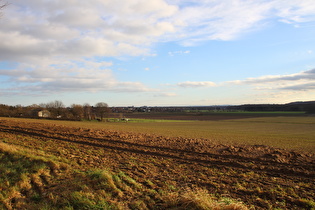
[1,116,315,209]
[5,116,315,152]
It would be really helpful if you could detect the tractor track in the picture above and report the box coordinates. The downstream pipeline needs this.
[1,119,314,209]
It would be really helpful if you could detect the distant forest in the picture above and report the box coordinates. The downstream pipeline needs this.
[0,100,314,121]
[230,101,315,113]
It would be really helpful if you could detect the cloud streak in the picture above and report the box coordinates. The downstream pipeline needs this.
[230,68,315,90]
[242,69,315,92]
[176,68,315,91]
[168,50,190,56]
[177,81,216,87]
[0,60,154,95]
[167,0,315,45]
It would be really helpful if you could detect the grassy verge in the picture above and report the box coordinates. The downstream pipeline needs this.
[0,140,248,210]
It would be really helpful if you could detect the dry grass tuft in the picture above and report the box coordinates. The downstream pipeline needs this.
[163,188,248,210]
[0,142,17,153]
[89,170,124,198]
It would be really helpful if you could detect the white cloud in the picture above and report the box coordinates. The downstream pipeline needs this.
[166,0,315,45]
[175,68,315,92]
[0,0,179,96]
[0,58,154,95]
[1,0,315,98]
[168,50,190,56]
[235,68,315,83]
[154,92,177,97]
[227,68,315,91]
[169,1,271,45]
[2,0,314,62]
[275,0,315,24]
[0,0,178,62]
[177,81,216,87]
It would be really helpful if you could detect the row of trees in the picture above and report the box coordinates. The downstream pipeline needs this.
[230,101,315,113]
[0,101,111,121]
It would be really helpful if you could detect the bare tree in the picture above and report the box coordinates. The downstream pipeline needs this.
[0,104,11,117]
[29,104,41,108]
[95,102,110,121]
[83,103,92,120]
[70,104,84,120]
[46,100,65,118]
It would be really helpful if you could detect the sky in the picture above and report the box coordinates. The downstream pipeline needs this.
[1,0,315,107]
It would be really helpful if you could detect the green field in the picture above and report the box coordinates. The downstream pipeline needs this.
[99,116,315,152]
[7,115,315,152]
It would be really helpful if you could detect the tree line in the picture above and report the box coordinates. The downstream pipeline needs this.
[1,100,314,121]
[0,100,111,121]
[230,101,315,113]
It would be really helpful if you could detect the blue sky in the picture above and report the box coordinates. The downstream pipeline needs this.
[1,0,315,106]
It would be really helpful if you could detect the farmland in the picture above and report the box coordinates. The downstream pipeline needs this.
[21,113,315,152]
[0,115,315,209]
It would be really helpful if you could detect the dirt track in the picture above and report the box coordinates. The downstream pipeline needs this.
[1,118,314,209]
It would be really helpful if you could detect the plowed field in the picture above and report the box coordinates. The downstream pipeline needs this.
[1,118,314,209]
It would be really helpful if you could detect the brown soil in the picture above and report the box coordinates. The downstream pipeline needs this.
[0,118,314,209]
